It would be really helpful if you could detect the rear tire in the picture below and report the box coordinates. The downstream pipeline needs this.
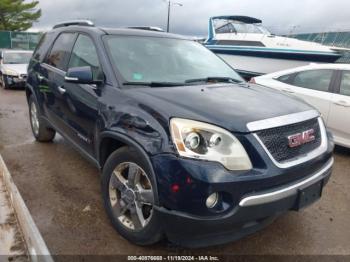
[101,146,163,246]
[28,95,56,142]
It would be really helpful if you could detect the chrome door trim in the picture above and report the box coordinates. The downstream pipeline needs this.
[41,62,66,75]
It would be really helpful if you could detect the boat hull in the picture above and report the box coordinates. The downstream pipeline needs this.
[207,46,342,78]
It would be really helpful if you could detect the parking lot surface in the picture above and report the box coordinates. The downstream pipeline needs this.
[0,88,349,256]
[0,172,27,259]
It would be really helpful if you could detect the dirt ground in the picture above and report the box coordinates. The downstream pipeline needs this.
[0,87,349,256]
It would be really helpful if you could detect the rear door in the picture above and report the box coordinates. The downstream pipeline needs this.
[40,32,77,134]
[273,69,336,121]
[327,70,350,147]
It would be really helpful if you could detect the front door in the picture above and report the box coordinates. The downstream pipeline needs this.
[327,70,350,147]
[281,69,336,122]
[61,34,105,156]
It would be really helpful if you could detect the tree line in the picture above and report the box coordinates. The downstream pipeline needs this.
[0,0,41,31]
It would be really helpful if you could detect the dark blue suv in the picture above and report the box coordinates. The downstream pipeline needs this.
[26,20,334,247]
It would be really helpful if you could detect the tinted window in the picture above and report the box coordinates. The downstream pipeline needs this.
[68,34,103,81]
[277,73,294,84]
[46,33,76,71]
[32,32,55,62]
[292,70,333,92]
[340,71,350,96]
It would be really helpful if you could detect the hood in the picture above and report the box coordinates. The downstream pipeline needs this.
[126,83,314,133]
[2,64,28,75]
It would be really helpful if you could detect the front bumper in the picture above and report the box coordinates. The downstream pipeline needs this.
[154,158,333,247]
[4,74,26,87]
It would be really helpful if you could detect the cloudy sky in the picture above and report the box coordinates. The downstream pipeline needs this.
[32,0,350,36]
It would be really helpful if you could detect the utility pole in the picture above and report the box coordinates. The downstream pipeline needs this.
[167,1,171,33]
[166,1,183,33]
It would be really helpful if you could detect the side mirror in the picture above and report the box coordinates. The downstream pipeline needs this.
[65,66,99,84]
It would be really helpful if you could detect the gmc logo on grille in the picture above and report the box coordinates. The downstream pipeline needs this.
[288,129,315,148]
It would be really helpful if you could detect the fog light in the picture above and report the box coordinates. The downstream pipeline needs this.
[206,192,219,208]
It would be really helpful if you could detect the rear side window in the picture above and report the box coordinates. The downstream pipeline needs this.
[45,33,76,71]
[340,71,350,96]
[292,69,333,92]
[68,34,103,81]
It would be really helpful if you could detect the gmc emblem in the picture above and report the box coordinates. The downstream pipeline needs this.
[288,129,315,148]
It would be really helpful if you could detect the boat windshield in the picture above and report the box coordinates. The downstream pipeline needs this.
[215,20,271,35]
[104,35,243,86]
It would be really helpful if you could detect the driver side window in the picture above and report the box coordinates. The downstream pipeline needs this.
[68,34,103,81]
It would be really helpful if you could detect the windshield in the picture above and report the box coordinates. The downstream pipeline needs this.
[3,52,32,64]
[105,36,243,85]
[215,21,271,35]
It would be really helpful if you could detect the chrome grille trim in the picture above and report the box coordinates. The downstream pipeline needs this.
[253,117,328,169]
[247,110,320,132]
[239,157,334,207]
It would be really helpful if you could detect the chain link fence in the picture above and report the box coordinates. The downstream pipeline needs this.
[0,31,41,50]
[287,31,350,63]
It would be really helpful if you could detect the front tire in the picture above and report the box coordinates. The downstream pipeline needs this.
[0,74,9,89]
[101,146,163,245]
[28,96,56,142]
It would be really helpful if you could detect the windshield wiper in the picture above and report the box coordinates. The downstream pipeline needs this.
[185,77,243,84]
[123,81,187,87]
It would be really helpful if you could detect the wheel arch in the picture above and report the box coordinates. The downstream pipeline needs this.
[25,85,33,102]
[25,82,39,104]
[98,131,160,205]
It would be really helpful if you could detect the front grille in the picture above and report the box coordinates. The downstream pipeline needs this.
[256,118,322,163]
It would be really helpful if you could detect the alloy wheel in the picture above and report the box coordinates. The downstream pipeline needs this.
[30,101,40,136]
[109,162,154,231]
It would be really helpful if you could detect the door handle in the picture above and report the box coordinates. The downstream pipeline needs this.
[282,88,295,94]
[334,100,350,107]
[57,85,66,95]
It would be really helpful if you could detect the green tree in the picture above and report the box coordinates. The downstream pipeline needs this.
[0,0,41,31]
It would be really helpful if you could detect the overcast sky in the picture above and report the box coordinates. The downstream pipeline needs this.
[32,0,350,36]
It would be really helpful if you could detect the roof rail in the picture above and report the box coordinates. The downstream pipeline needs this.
[127,26,164,32]
[53,20,95,29]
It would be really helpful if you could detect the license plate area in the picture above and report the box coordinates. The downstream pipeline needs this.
[294,180,323,210]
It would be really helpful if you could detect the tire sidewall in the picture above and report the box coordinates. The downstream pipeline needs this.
[29,96,40,139]
[28,95,55,142]
[101,146,163,245]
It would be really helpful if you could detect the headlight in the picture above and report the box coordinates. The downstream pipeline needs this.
[170,118,252,171]
[3,68,19,76]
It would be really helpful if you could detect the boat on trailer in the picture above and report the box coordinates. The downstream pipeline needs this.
[204,16,345,79]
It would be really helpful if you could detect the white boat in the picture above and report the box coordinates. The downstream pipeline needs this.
[204,16,345,78]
